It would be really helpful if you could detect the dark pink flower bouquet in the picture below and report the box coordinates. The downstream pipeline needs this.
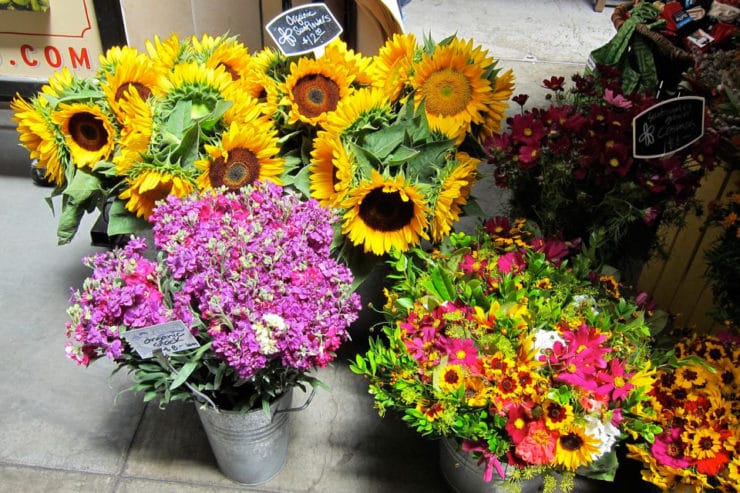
[65,181,362,412]
[486,67,719,275]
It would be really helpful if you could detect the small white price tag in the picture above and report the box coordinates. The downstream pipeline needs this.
[122,321,200,359]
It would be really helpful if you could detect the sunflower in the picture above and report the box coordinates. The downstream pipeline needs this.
[99,45,162,120]
[51,102,116,170]
[554,423,602,471]
[429,152,479,243]
[10,96,68,186]
[322,38,373,87]
[145,33,187,72]
[221,87,269,127]
[341,170,429,256]
[281,57,354,127]
[40,66,76,98]
[320,87,394,137]
[370,32,417,103]
[196,34,252,83]
[113,89,153,175]
[479,68,515,141]
[195,121,284,191]
[157,62,233,121]
[119,169,194,219]
[309,132,354,207]
[240,47,287,100]
[410,39,493,140]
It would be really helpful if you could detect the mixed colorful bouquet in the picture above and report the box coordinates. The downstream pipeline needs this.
[11,31,513,272]
[350,218,656,491]
[486,67,718,273]
[64,182,361,412]
[626,333,740,493]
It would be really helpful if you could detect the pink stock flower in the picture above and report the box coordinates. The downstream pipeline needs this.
[603,88,633,109]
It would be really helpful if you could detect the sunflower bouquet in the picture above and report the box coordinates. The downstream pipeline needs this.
[350,217,657,492]
[625,333,740,493]
[12,30,513,265]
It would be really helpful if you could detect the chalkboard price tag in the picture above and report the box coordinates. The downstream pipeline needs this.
[122,321,200,359]
[266,3,343,57]
[632,96,705,159]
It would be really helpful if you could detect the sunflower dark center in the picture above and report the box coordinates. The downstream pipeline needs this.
[69,113,108,151]
[560,433,584,451]
[217,62,240,81]
[359,187,415,232]
[114,82,152,102]
[293,74,340,118]
[209,148,260,190]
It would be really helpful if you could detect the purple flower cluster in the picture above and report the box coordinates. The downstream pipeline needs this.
[66,182,361,381]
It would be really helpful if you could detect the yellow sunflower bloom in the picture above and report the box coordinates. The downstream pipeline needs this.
[99,45,162,121]
[145,33,186,73]
[281,57,354,127]
[479,68,515,140]
[51,102,116,170]
[341,170,429,256]
[370,32,416,103]
[322,38,373,87]
[320,87,394,136]
[113,89,153,175]
[221,86,270,126]
[11,96,67,186]
[410,39,494,138]
[195,121,284,191]
[309,132,354,207]
[198,35,252,83]
[40,66,75,98]
[429,152,479,243]
[157,62,233,110]
[119,170,194,219]
[554,423,602,471]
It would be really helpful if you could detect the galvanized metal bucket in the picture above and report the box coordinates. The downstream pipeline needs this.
[439,437,543,493]
[196,388,314,485]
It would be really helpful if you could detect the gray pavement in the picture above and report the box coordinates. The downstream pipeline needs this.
[0,2,620,491]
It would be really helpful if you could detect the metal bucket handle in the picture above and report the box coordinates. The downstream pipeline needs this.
[275,386,316,415]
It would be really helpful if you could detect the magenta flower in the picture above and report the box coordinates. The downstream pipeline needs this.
[446,338,479,367]
[651,427,692,469]
[604,88,633,109]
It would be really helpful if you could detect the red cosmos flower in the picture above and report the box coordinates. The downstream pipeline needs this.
[460,253,487,274]
[603,141,633,177]
[518,144,541,166]
[542,76,565,91]
[497,251,526,274]
[512,93,529,107]
[509,112,547,145]
[531,237,570,265]
[484,216,512,237]
[506,405,532,443]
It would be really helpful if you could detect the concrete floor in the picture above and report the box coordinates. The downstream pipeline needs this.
[0,2,626,492]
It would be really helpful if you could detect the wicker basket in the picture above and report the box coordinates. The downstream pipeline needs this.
[612,1,695,65]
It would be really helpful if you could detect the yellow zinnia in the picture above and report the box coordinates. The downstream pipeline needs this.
[341,170,429,256]
[195,121,284,191]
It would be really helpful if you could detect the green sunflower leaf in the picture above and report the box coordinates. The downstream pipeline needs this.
[363,124,405,159]
[106,198,150,236]
[56,170,104,244]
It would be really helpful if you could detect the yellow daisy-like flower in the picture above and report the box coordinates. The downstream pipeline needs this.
[119,169,194,219]
[554,423,602,471]
[683,427,724,460]
[429,152,479,243]
[113,89,153,175]
[281,56,354,127]
[438,364,465,393]
[543,400,574,431]
[221,86,270,126]
[51,102,116,170]
[322,38,373,87]
[309,132,354,207]
[341,170,429,256]
[410,39,494,139]
[99,45,162,121]
[370,32,417,103]
[11,96,67,186]
[195,121,284,191]
[674,363,708,389]
[240,47,285,100]
[145,33,186,73]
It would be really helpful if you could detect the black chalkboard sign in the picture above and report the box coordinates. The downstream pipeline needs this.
[632,96,705,159]
[266,3,343,57]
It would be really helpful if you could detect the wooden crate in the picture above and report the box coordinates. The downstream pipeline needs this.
[638,167,740,332]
